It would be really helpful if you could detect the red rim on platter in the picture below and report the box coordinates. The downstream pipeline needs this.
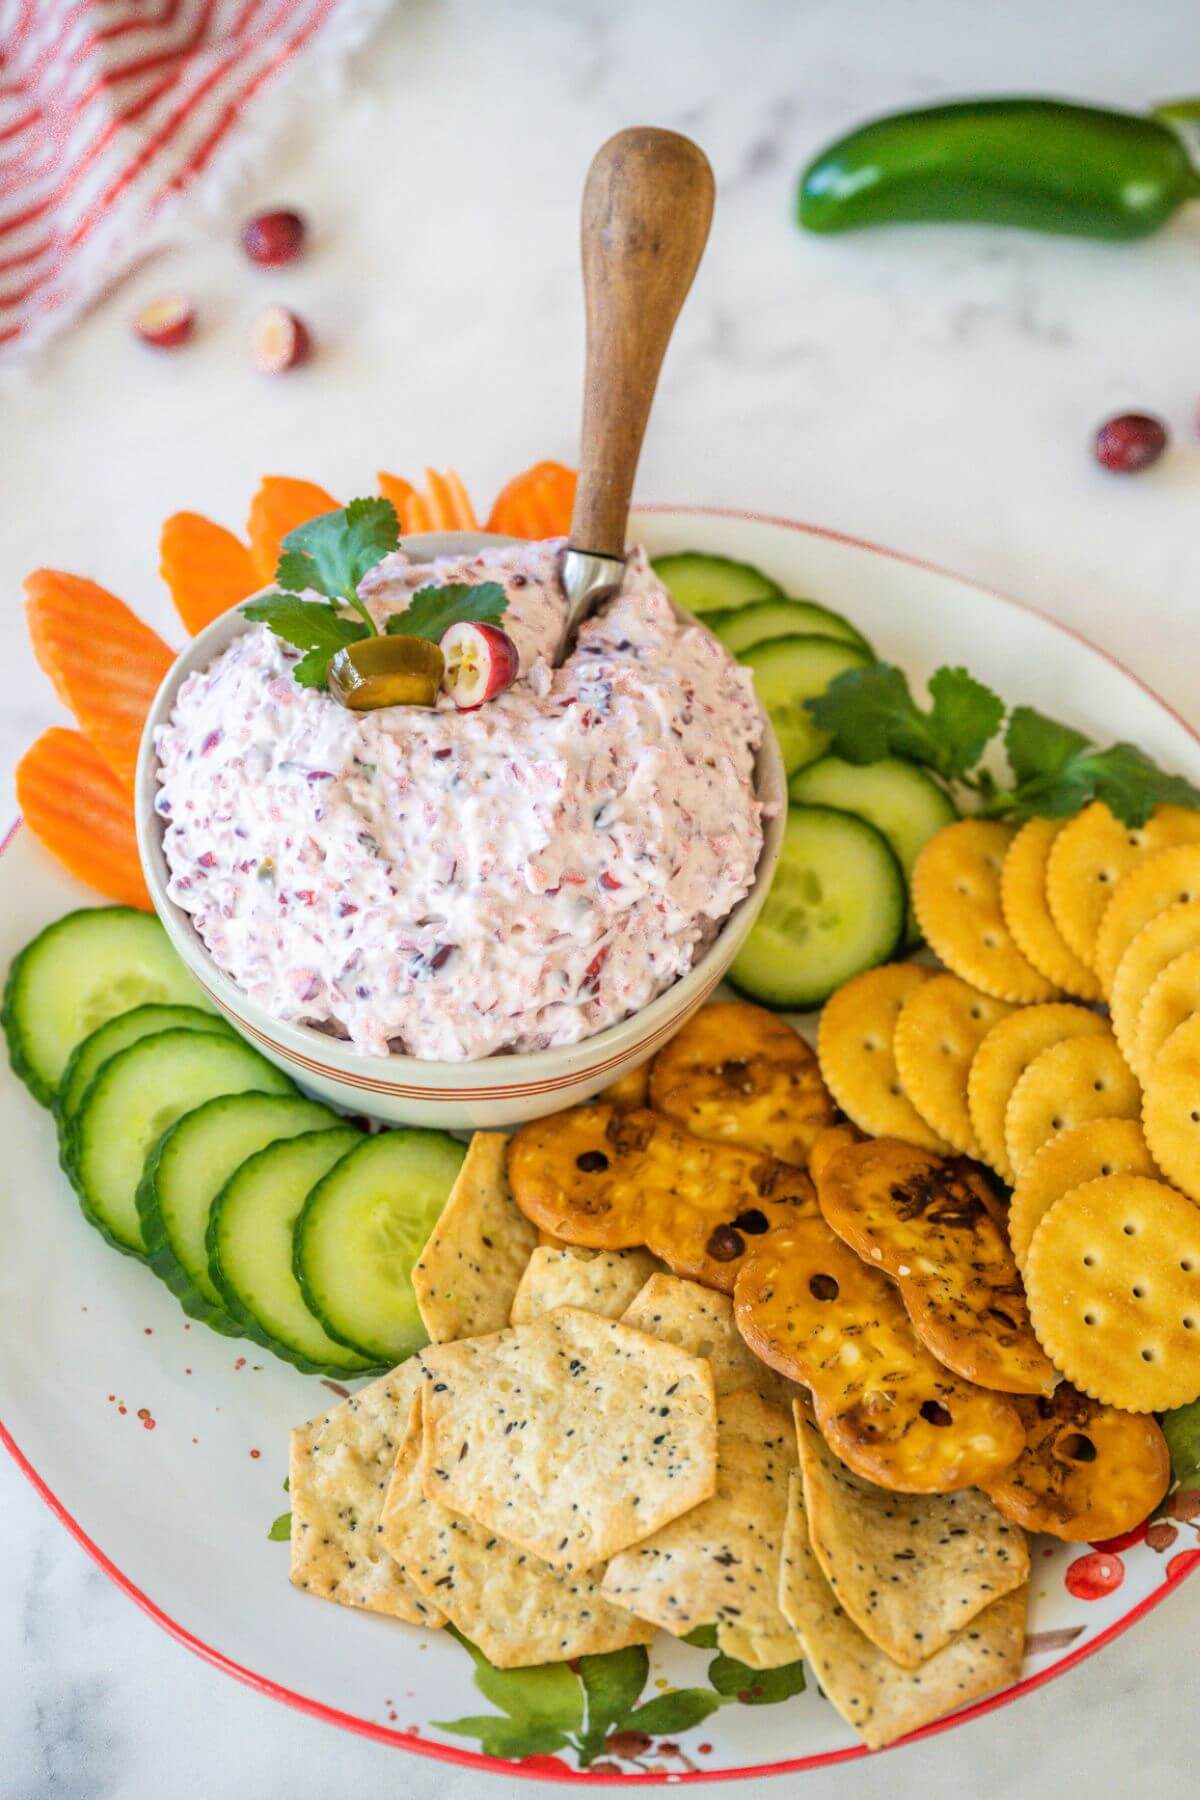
[2,508,1197,1783]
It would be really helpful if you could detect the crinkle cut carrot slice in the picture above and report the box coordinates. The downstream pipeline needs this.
[424,467,478,530]
[246,476,338,582]
[17,727,150,908]
[25,570,175,789]
[486,460,577,539]
[161,512,260,634]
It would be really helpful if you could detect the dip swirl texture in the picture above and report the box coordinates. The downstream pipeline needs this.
[154,541,764,1061]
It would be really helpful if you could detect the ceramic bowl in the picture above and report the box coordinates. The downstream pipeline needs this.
[134,532,786,1128]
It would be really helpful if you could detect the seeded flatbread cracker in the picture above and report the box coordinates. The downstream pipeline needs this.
[1094,844,1200,996]
[621,1271,798,1408]
[1008,1118,1157,1270]
[734,1211,1024,1493]
[779,1470,1028,1750]
[507,1103,817,1294]
[411,1131,536,1345]
[420,1307,717,1570]
[649,1001,835,1169]
[1024,1175,1200,1411]
[1003,1033,1141,1176]
[796,1414,1028,1668]
[600,1061,651,1109]
[289,1359,443,1627]
[601,1389,803,1668]
[1000,818,1103,1001]
[1111,901,1200,1071]
[1046,802,1200,972]
[814,1130,1055,1394]
[892,975,1015,1157]
[1134,945,1200,1085]
[1143,1012,1200,1202]
[509,1245,661,1326]
[817,963,950,1152]
[380,1392,653,1667]
[967,1003,1109,1183]
[981,1384,1170,1543]
[911,819,1059,1003]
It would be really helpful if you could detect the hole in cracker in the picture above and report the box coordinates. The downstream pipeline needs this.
[576,1150,609,1173]
[1183,1259,1196,1272]
[707,1225,745,1262]
[1101,1164,1114,1176]
[1059,1433,1097,1464]
[1141,1348,1156,1362]
[1084,1312,1097,1326]
[732,1208,770,1235]
[1185,1317,1195,1330]
[1132,1285,1146,1299]
[1191,1111,1200,1125]
[920,1401,953,1427]
[1123,1222,1137,1235]
[1083,1254,1096,1267]
[1093,1079,1106,1092]
[809,1273,840,1302]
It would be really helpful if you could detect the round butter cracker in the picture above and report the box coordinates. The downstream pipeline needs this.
[911,819,1059,1003]
[817,964,950,1152]
[1000,818,1102,1001]
[1142,1012,1200,1203]
[1109,900,1200,1072]
[1024,1174,1200,1412]
[892,975,1015,1157]
[1008,1117,1157,1270]
[966,1003,1109,1183]
[1046,802,1200,973]
[1134,945,1200,1085]
[1093,844,1200,997]
[1003,1033,1141,1176]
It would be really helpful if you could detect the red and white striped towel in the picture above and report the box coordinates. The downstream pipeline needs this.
[0,0,389,356]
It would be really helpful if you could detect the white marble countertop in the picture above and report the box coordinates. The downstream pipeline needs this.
[3,1,1199,1794]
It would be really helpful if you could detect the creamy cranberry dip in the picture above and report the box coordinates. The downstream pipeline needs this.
[154,541,764,1061]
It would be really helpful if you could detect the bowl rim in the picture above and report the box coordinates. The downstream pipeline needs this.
[133,531,787,1090]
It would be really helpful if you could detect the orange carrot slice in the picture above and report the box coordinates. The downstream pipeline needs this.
[486,461,577,539]
[246,476,338,582]
[161,512,260,635]
[377,473,434,535]
[424,467,479,531]
[17,727,150,908]
[25,570,175,789]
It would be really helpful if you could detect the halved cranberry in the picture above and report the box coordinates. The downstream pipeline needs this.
[134,295,195,349]
[441,621,519,710]
[253,304,312,374]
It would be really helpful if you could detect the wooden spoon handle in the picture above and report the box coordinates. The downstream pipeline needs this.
[569,128,715,559]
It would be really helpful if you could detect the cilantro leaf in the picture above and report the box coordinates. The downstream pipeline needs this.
[926,666,1007,778]
[278,497,399,604]
[990,712,1200,826]
[242,593,369,690]
[386,580,509,645]
[805,662,1004,780]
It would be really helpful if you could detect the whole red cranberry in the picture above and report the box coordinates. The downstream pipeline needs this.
[241,209,306,267]
[1094,412,1168,473]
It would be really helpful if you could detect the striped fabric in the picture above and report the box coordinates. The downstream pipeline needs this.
[0,0,382,355]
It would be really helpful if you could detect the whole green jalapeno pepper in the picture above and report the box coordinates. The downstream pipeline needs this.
[799,98,1200,240]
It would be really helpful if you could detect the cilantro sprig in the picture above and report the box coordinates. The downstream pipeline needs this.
[241,497,509,691]
[807,663,1200,827]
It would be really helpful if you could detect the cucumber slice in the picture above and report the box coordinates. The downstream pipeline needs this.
[70,1030,294,1257]
[740,635,873,775]
[709,597,873,658]
[295,1131,466,1364]
[139,1092,339,1333]
[208,1128,378,1375]
[730,804,905,1010]
[652,551,782,615]
[788,755,958,948]
[59,1003,234,1124]
[3,907,212,1106]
